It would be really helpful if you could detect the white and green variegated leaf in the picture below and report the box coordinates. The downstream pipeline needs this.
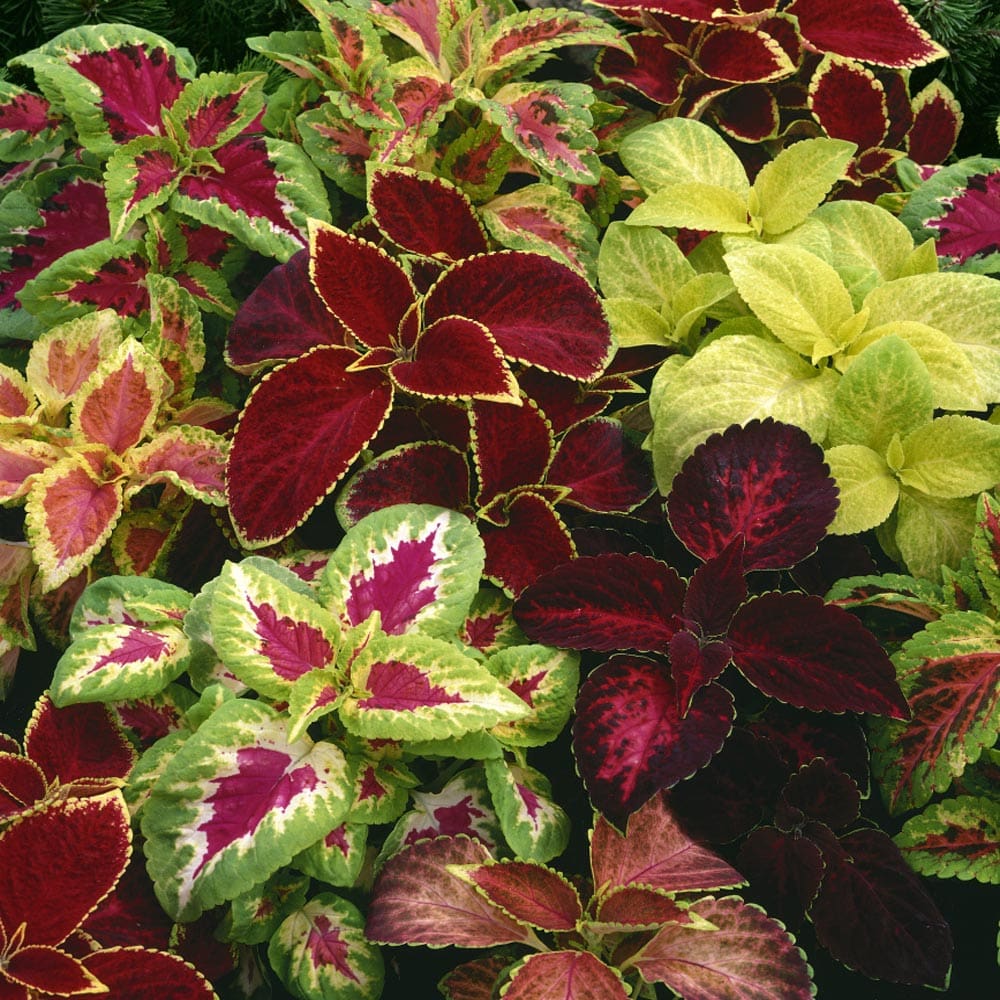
[377,768,503,868]
[618,118,749,199]
[826,444,900,535]
[895,490,979,581]
[597,222,694,309]
[293,822,367,887]
[484,758,570,863]
[724,243,856,361]
[340,631,530,741]
[287,668,344,743]
[320,504,484,639]
[226,869,311,945]
[142,697,355,920]
[211,557,342,700]
[898,416,1000,499]
[51,622,191,706]
[125,727,191,817]
[484,644,579,748]
[649,335,839,492]
[68,575,192,638]
[268,893,384,1000]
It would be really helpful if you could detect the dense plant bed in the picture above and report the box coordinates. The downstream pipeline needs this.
[1,1,998,998]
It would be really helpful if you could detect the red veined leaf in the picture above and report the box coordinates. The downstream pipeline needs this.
[729,592,910,718]
[170,73,264,150]
[669,631,733,717]
[0,368,32,419]
[3,945,105,995]
[515,552,685,652]
[591,791,745,894]
[226,346,393,547]
[787,0,947,68]
[503,950,629,999]
[438,953,513,1000]
[592,885,693,928]
[457,861,582,931]
[366,836,536,947]
[129,425,228,504]
[424,251,612,380]
[574,655,734,825]
[309,223,415,350]
[778,758,861,831]
[0,84,67,158]
[682,538,747,637]
[907,80,962,164]
[695,24,794,84]
[924,169,1000,265]
[369,167,488,261]
[225,250,348,374]
[667,419,839,571]
[81,945,216,998]
[808,56,889,150]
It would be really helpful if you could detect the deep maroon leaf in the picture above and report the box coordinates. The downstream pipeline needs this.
[907,83,962,164]
[736,826,825,930]
[81,945,215,998]
[809,828,953,987]
[515,553,685,652]
[729,592,909,718]
[573,654,734,825]
[667,419,839,571]
[471,397,553,509]
[225,250,347,372]
[668,630,733,717]
[504,951,629,999]
[439,953,513,1000]
[81,851,172,949]
[809,55,889,149]
[424,252,612,380]
[515,367,611,435]
[682,537,747,637]
[696,24,792,84]
[370,168,488,261]
[227,346,392,546]
[713,83,781,142]
[547,418,654,513]
[598,36,687,106]
[776,759,860,832]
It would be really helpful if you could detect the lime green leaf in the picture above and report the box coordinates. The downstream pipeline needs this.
[597,222,693,306]
[484,758,570,863]
[628,183,753,234]
[899,416,1000,498]
[896,796,1000,884]
[752,137,856,235]
[670,273,737,341]
[826,444,900,535]
[604,298,675,348]
[227,870,310,945]
[293,823,367,887]
[895,491,979,581]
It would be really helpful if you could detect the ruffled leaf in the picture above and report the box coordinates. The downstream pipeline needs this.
[128,425,228,505]
[453,860,582,930]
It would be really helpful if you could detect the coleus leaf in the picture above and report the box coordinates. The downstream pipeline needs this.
[321,503,484,638]
[268,892,384,1000]
[808,55,889,151]
[895,795,1000,885]
[869,611,1000,813]
[106,135,184,241]
[2,945,105,996]
[502,950,630,999]
[624,894,816,999]
[165,70,266,150]
[141,697,354,920]
[907,79,962,165]
[483,758,570,863]
[573,654,734,824]
[128,425,229,505]
[973,493,1000,609]
[0,82,69,159]
[78,947,216,999]
[226,345,393,547]
[438,953,514,1000]
[294,822,367,888]
[588,885,695,933]
[366,836,537,947]
[590,791,745,895]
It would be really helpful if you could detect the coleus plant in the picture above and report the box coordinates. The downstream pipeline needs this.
[224,165,613,549]
[47,503,581,997]
[366,792,818,999]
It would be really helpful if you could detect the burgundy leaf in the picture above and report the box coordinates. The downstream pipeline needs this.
[81,852,172,950]
[516,553,686,652]
[370,168,488,260]
[0,755,47,819]
[227,346,392,546]
[907,83,962,164]
[547,418,654,513]
[424,252,612,380]
[777,759,861,831]
[516,367,611,435]
[736,826,825,930]
[695,24,792,84]
[667,419,839,571]
[61,248,152,316]
[809,56,889,149]
[439,953,512,1000]
[809,828,953,987]
[669,630,733,717]
[682,537,747,637]
[461,861,582,930]
[471,397,553,508]
[481,490,575,596]
[598,36,688,106]
[728,592,909,718]
[81,945,215,999]
[713,83,781,142]
[573,654,734,825]
[225,250,347,372]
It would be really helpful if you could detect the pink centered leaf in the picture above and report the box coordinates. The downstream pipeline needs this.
[356,659,464,710]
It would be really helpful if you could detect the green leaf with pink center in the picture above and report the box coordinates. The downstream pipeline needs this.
[142,697,355,920]
[484,758,569,863]
[320,504,484,639]
[210,557,343,702]
[106,135,185,240]
[340,631,530,741]
[226,869,310,945]
[294,822,368,887]
[67,574,191,635]
[269,892,384,1000]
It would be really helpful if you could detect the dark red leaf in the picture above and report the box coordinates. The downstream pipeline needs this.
[696,25,791,84]
[225,250,347,372]
[907,85,961,164]
[81,852,172,950]
[573,654,733,825]
[516,368,611,435]
[598,36,687,106]
[462,862,582,930]
[424,252,612,380]
[82,945,215,999]
[515,553,686,652]
[62,249,151,316]
[471,398,553,509]
[681,537,747,637]
[0,754,47,820]
[370,168,488,261]
[809,56,889,149]
[668,630,733,716]
[777,758,860,831]
[809,828,953,987]
[729,592,909,717]
[667,419,839,571]
[712,83,781,142]
[227,346,392,546]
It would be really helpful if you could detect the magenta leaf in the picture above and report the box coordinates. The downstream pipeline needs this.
[925,168,1000,265]
[366,836,537,947]
[573,654,734,824]
[729,592,910,718]
[515,553,685,652]
[457,861,583,930]
[227,346,393,546]
[667,419,839,571]
[808,827,953,987]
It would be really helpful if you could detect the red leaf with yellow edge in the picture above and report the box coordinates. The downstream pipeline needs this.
[598,35,687,106]
[3,945,105,996]
[128,425,228,505]
[456,861,582,930]
[472,397,553,509]
[695,25,794,84]
[81,945,216,998]
[503,951,630,999]
[808,56,889,150]
[907,80,962,165]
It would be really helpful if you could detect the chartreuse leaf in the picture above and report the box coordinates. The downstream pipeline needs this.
[226,869,310,945]
[972,493,1000,608]
[870,611,1000,813]
[484,757,569,863]
[210,557,342,701]
[649,335,839,492]
[320,504,484,639]
[286,669,344,743]
[603,298,675,348]
[894,491,980,581]
[825,445,899,534]
[628,183,753,235]
[827,336,934,452]
[724,243,856,362]
[896,796,1000,884]
[750,137,855,236]
[897,416,1000,498]
[142,697,354,921]
[293,822,367,887]
[269,892,384,1000]
[339,631,529,741]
